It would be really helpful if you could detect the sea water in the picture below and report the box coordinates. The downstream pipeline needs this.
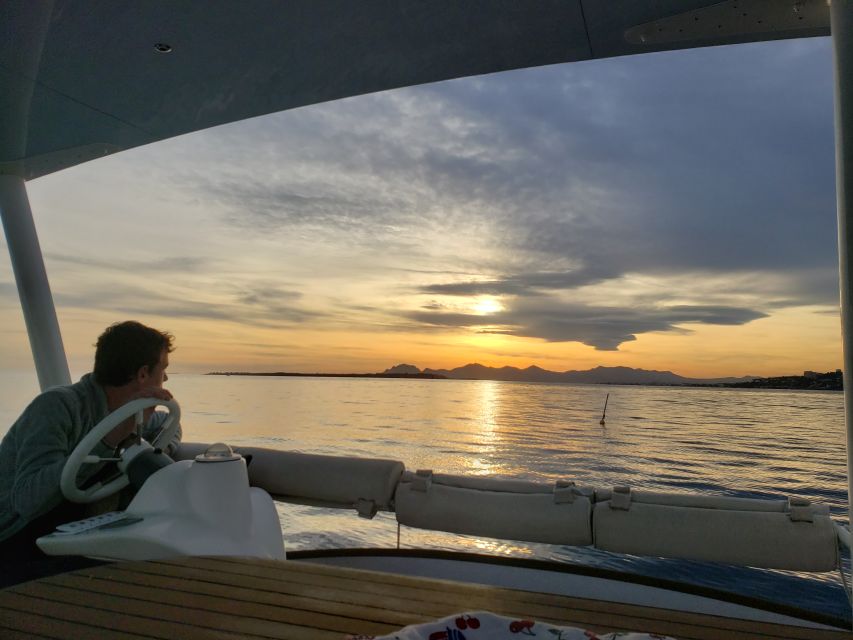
[0,371,849,622]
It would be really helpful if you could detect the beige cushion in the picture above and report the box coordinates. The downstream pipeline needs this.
[594,488,791,512]
[594,500,838,571]
[175,443,404,514]
[395,471,592,545]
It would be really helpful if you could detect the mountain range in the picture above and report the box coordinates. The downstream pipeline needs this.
[382,363,755,385]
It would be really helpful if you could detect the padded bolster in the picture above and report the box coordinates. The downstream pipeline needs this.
[411,472,570,494]
[395,473,592,546]
[593,489,789,512]
[175,443,404,510]
[594,501,838,571]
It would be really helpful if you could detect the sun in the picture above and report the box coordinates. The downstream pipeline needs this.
[471,296,504,315]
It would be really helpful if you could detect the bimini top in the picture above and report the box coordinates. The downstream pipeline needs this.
[1,1,828,179]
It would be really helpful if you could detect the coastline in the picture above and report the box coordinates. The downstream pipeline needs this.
[206,370,842,390]
[207,371,446,379]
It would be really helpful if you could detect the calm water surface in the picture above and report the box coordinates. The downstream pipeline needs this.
[0,372,849,621]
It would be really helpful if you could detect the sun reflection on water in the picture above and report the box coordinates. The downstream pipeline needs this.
[468,380,501,475]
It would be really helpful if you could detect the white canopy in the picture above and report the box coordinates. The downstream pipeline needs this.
[1,1,829,179]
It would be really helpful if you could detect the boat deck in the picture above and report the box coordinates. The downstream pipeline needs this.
[0,556,848,639]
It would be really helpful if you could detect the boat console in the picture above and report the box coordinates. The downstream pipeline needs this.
[37,399,285,561]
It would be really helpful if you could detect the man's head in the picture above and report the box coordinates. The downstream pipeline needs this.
[94,321,174,389]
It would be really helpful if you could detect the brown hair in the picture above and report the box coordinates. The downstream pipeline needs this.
[93,321,174,386]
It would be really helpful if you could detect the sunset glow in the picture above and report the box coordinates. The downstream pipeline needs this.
[471,297,504,316]
[0,38,841,381]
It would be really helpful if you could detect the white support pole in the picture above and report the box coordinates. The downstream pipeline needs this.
[0,174,70,390]
[832,2,853,612]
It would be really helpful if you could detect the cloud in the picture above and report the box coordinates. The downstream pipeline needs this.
[53,278,321,329]
[205,179,413,234]
[420,268,617,296]
[406,298,767,350]
[411,263,836,351]
[172,38,836,305]
[0,281,17,298]
[46,253,210,274]
[231,283,318,324]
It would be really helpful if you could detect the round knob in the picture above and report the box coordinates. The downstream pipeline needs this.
[195,442,242,463]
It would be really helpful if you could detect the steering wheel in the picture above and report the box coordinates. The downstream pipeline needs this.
[60,397,181,503]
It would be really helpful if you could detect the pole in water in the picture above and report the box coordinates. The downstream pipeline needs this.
[599,393,609,425]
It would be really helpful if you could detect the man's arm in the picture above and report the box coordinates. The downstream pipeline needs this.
[11,394,74,520]
[142,410,182,457]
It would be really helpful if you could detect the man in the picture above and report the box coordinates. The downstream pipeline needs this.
[0,320,182,562]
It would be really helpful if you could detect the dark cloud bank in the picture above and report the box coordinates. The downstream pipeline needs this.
[407,300,766,351]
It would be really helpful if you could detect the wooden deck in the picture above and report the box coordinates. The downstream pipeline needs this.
[0,556,849,639]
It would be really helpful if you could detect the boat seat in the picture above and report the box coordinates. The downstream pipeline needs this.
[395,470,593,546]
[593,487,838,571]
[174,443,404,518]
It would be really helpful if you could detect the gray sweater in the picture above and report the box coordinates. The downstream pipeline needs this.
[0,374,181,541]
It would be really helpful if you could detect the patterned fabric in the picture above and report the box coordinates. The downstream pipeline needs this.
[346,611,675,639]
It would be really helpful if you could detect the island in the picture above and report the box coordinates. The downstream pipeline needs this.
[207,371,446,379]
[207,364,843,389]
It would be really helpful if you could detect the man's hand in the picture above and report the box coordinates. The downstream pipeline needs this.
[136,387,174,428]
[102,387,174,448]
[131,387,173,402]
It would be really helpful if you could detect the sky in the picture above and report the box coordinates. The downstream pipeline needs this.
[0,36,843,379]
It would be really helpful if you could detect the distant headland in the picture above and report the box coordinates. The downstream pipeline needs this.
[208,364,842,390]
[718,370,842,391]
[206,370,445,379]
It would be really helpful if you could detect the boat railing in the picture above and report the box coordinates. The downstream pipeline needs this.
[174,443,846,573]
